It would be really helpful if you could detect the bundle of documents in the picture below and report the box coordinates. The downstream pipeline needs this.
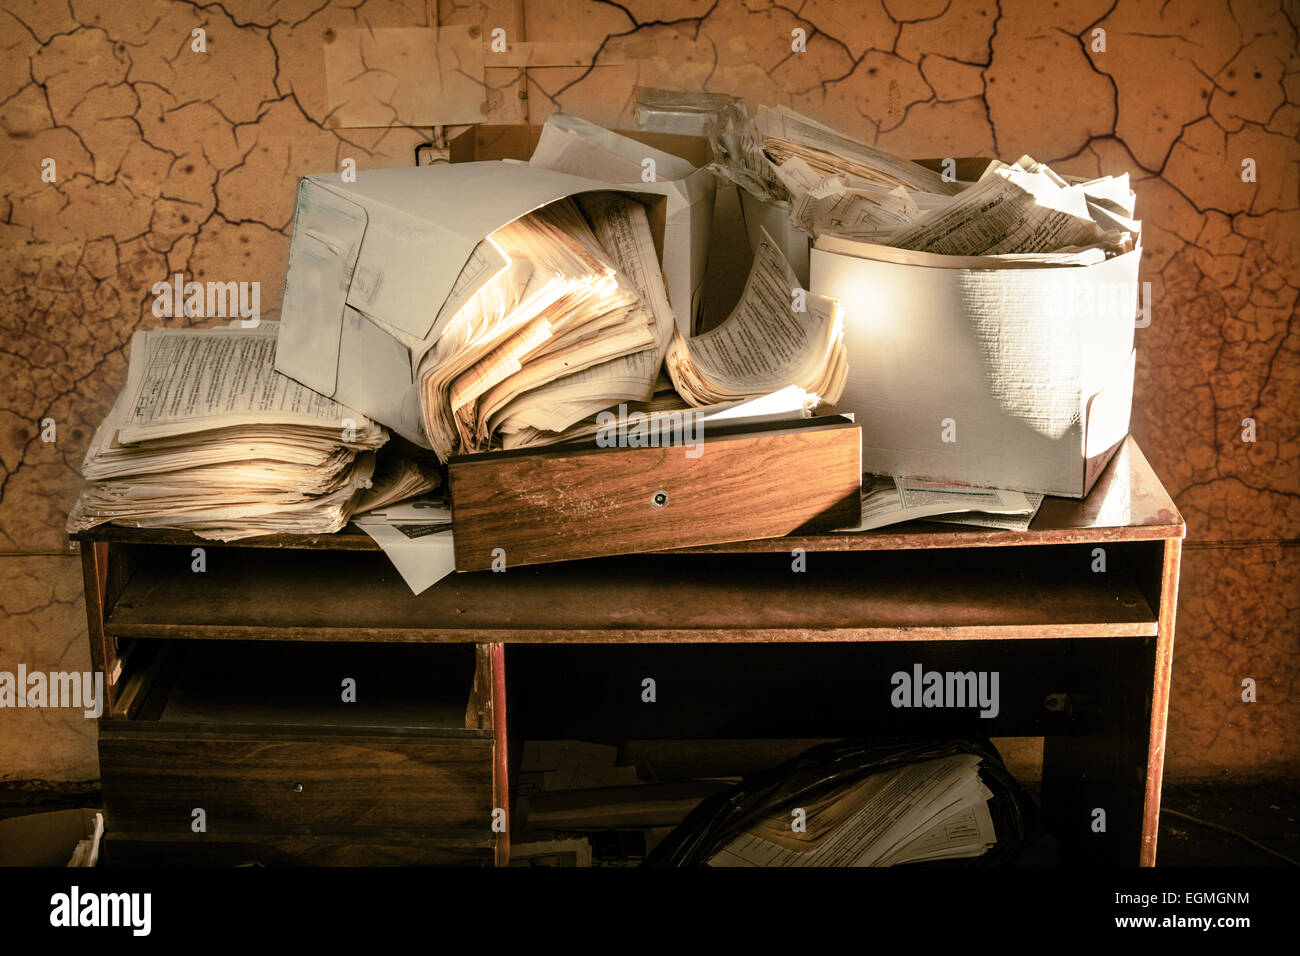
[527,114,847,413]
[709,753,997,867]
[67,324,388,540]
[416,195,665,460]
[532,112,849,411]
[715,104,1138,263]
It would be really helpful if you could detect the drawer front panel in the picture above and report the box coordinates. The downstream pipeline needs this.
[99,728,493,833]
[102,832,494,867]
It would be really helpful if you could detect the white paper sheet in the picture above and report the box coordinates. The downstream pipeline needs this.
[353,501,455,595]
[835,476,1041,533]
[709,755,995,867]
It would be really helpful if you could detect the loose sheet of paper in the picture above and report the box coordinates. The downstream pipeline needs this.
[116,325,368,443]
[665,227,846,405]
[836,475,1042,533]
[353,499,455,595]
[530,112,696,183]
[929,499,1045,532]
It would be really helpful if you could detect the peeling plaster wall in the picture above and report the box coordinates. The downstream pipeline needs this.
[0,0,1296,785]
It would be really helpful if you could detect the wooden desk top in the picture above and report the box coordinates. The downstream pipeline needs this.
[71,436,1183,554]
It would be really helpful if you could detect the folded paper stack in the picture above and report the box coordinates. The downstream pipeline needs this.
[67,324,389,540]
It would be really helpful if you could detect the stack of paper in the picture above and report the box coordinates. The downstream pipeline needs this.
[352,454,441,515]
[415,196,665,460]
[709,754,997,867]
[715,104,1138,264]
[67,324,387,540]
[837,475,1045,533]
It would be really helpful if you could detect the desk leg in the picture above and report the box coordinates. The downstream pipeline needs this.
[490,641,510,867]
[1141,537,1182,866]
[79,541,118,717]
[1041,635,1152,865]
[1041,538,1181,866]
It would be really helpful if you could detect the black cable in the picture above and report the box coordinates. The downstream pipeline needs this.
[1162,806,1299,866]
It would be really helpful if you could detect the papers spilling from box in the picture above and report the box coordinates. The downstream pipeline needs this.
[276,145,714,449]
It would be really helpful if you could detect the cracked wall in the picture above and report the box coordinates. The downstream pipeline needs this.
[0,0,1296,785]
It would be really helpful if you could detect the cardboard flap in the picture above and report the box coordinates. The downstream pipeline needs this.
[335,307,428,446]
[276,180,369,396]
[323,161,674,343]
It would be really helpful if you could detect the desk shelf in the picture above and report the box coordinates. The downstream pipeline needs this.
[100,546,1157,644]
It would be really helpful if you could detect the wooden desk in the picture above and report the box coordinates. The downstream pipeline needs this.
[73,436,1183,866]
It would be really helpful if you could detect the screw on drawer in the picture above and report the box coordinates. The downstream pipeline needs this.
[291,782,304,793]
[651,490,669,508]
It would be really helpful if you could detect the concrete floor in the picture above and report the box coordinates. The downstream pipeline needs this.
[1156,780,1298,867]
[1,777,1294,866]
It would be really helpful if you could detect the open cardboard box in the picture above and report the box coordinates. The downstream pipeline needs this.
[275,127,715,447]
[743,157,1139,498]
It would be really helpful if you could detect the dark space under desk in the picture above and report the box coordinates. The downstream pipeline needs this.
[71,436,1184,867]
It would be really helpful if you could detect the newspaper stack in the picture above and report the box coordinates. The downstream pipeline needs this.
[67,324,388,540]
[713,104,1138,262]
[710,753,997,867]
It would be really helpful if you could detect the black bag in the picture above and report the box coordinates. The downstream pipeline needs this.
[643,737,1041,867]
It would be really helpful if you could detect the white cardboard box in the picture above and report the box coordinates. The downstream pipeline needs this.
[275,156,714,447]
[811,245,1140,498]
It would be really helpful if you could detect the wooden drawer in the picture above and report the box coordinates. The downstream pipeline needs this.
[101,830,495,866]
[98,640,497,865]
[99,725,492,831]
